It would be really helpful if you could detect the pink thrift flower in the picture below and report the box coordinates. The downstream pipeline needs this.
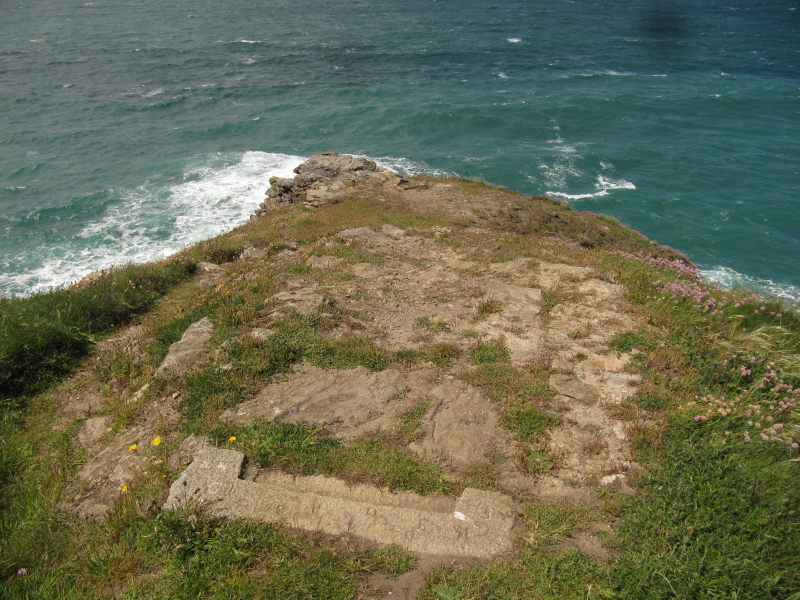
[693,415,702,422]
[17,568,27,576]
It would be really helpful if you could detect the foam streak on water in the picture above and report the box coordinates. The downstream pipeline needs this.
[701,266,800,306]
[547,176,637,201]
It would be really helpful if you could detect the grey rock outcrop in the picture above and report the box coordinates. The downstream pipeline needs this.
[253,153,399,215]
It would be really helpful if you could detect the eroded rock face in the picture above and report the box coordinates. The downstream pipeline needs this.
[253,153,399,214]
[155,317,214,377]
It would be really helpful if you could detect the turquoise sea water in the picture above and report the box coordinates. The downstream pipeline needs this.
[1,0,798,300]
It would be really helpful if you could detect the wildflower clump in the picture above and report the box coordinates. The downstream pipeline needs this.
[686,354,799,453]
[611,249,700,278]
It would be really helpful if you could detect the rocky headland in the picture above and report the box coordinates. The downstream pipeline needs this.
[3,154,797,599]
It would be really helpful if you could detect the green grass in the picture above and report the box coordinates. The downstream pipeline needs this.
[397,399,431,442]
[319,241,386,266]
[419,501,612,599]
[370,545,418,578]
[214,421,451,496]
[0,260,195,405]
[476,299,503,317]
[501,405,559,443]
[611,413,799,599]
[415,316,450,333]
[602,248,800,599]
[468,341,511,365]
[608,330,660,354]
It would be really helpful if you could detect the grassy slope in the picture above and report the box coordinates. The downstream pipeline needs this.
[1,178,798,599]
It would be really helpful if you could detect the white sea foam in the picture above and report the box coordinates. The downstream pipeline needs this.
[546,175,636,200]
[368,156,454,178]
[575,70,637,78]
[3,152,305,295]
[701,266,800,305]
[506,37,522,43]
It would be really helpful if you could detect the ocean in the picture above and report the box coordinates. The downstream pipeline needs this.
[1,0,798,301]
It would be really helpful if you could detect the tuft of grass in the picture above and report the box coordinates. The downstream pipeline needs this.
[397,399,431,442]
[460,364,553,404]
[633,393,672,411]
[415,316,450,333]
[420,343,462,367]
[334,437,451,495]
[469,341,511,365]
[370,545,418,578]
[116,508,371,600]
[541,290,565,312]
[477,299,503,317]
[609,330,659,354]
[501,405,560,443]
[519,446,555,474]
[322,241,386,265]
[521,502,581,552]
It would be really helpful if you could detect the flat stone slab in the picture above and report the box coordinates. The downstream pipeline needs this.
[484,282,542,321]
[409,377,513,470]
[156,317,213,377]
[549,373,600,405]
[165,446,515,559]
[220,365,422,438]
[338,227,391,245]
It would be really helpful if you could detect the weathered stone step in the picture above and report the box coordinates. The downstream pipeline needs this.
[165,447,515,558]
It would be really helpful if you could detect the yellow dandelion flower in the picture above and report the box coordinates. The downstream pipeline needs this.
[151,436,161,446]
[128,443,138,451]
[227,436,237,443]
[216,283,223,289]
[223,290,230,295]
[120,484,129,493]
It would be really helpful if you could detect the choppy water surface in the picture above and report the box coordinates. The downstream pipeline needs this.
[1,0,798,300]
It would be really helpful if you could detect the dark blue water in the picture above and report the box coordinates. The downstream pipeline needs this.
[2,0,798,300]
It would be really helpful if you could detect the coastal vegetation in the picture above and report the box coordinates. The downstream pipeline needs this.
[1,175,797,599]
